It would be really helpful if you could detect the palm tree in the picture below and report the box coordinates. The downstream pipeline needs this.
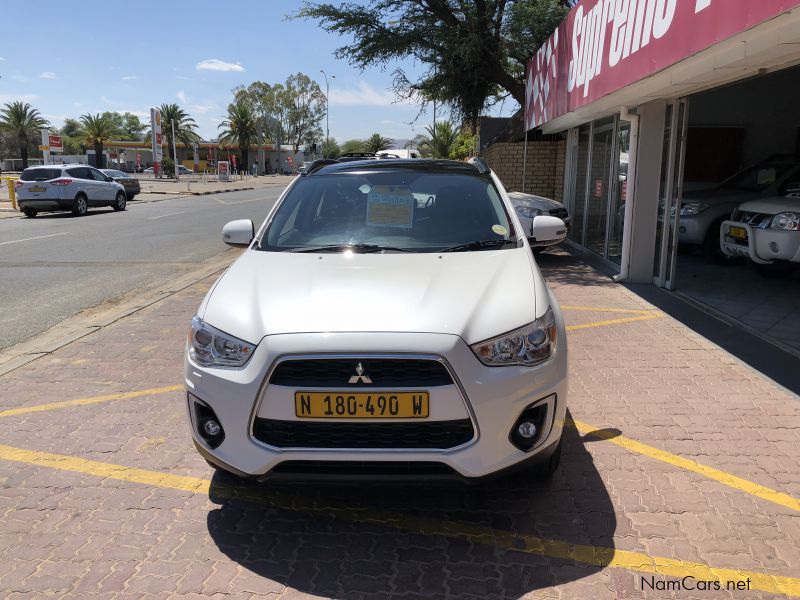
[218,101,258,173]
[0,101,49,169]
[418,121,459,158]
[362,133,393,154]
[79,113,118,169]
[158,103,201,151]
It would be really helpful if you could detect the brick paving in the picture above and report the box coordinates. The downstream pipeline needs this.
[0,250,798,598]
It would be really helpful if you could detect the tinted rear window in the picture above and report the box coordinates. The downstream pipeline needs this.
[21,168,62,181]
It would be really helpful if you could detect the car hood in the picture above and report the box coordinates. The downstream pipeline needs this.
[507,191,565,211]
[736,195,800,214]
[201,248,541,345]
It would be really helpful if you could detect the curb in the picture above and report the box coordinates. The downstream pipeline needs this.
[0,251,239,378]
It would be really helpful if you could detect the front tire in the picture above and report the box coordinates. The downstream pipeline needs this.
[113,192,126,211]
[23,208,37,218]
[72,195,88,217]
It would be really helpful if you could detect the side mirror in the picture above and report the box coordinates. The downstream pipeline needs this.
[222,219,255,247]
[105,176,114,182]
[530,216,567,248]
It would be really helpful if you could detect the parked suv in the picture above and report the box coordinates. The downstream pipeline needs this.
[16,165,127,218]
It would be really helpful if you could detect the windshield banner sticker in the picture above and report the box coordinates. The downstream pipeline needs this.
[366,185,414,228]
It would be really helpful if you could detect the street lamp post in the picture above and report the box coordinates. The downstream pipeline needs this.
[320,70,335,158]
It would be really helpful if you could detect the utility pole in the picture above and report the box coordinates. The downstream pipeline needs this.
[320,70,335,158]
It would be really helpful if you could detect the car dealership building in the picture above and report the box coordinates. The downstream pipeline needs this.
[525,0,800,354]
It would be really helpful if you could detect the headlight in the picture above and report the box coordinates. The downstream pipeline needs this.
[471,307,557,367]
[188,316,255,367]
[680,202,710,217]
[770,212,800,230]
[515,205,543,219]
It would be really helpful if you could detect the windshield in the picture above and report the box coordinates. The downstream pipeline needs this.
[260,171,517,253]
[719,162,798,192]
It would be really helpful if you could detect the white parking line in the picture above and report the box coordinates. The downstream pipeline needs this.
[146,211,186,220]
[0,232,70,246]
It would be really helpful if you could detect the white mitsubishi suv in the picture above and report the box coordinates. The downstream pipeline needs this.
[185,158,568,481]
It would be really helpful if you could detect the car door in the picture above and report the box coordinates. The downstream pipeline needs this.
[88,167,115,203]
[65,167,95,201]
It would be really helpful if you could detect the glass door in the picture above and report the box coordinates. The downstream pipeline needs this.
[569,124,592,244]
[585,117,615,256]
[607,121,630,264]
[653,98,689,289]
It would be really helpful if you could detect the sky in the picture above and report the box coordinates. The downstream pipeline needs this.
[0,0,519,145]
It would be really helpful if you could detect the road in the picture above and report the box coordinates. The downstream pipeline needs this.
[0,187,284,349]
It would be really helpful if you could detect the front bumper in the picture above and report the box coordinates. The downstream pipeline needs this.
[720,221,800,264]
[185,327,568,480]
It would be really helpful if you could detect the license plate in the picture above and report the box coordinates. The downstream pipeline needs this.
[728,226,747,240]
[295,391,429,418]
[28,186,46,193]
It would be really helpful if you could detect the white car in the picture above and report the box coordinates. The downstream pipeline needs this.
[185,158,568,481]
[16,164,127,217]
[720,195,800,273]
[507,191,571,250]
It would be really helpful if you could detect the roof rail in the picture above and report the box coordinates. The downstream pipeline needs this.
[302,159,339,176]
[467,156,490,174]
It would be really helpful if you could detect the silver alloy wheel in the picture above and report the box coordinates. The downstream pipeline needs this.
[114,192,127,211]
[73,195,87,217]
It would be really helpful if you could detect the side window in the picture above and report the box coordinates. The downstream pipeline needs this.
[89,168,107,181]
[67,167,91,180]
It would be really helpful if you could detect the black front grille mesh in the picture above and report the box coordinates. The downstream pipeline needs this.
[253,418,474,449]
[269,358,453,387]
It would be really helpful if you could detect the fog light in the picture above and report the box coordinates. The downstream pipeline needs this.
[203,419,222,437]
[770,241,779,253]
[517,421,538,439]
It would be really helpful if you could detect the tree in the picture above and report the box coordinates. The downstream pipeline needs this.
[340,139,364,154]
[55,118,84,156]
[218,100,259,173]
[321,137,341,159]
[0,101,49,169]
[295,1,568,125]
[80,113,118,169]
[418,121,459,159]
[157,103,201,153]
[362,133,393,154]
[449,131,477,160]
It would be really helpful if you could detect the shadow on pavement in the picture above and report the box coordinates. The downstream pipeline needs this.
[206,416,616,598]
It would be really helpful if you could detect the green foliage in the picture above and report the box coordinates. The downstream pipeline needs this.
[234,72,326,153]
[218,101,259,172]
[449,131,477,161]
[418,121,459,159]
[362,133,393,154]
[340,139,364,154]
[322,137,341,159]
[0,101,49,168]
[80,113,118,168]
[295,1,568,123]
[158,104,201,151]
[161,156,175,178]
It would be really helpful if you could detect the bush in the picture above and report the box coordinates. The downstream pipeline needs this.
[161,157,175,178]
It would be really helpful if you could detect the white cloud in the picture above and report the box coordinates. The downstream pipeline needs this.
[177,90,188,104]
[176,75,190,80]
[189,103,216,115]
[195,58,245,73]
[329,82,410,107]
[121,75,137,81]
[39,72,56,79]
[0,93,39,103]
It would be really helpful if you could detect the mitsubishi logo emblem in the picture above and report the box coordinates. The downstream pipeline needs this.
[348,362,372,384]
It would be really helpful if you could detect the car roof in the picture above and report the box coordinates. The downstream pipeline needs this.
[24,163,89,170]
[310,158,488,176]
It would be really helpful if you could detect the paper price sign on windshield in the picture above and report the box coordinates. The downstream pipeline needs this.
[366,185,414,228]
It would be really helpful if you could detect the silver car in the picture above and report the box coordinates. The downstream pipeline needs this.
[16,164,127,218]
[507,191,571,251]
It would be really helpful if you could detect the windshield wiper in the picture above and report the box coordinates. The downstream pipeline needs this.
[440,239,517,253]
[290,243,413,253]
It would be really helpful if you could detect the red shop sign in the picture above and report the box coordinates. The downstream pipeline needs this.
[525,0,800,130]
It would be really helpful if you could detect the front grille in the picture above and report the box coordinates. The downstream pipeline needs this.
[549,207,568,219]
[731,210,773,228]
[269,358,453,387]
[253,418,474,449]
[270,460,458,478]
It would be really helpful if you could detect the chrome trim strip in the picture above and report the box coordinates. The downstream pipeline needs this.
[247,352,480,454]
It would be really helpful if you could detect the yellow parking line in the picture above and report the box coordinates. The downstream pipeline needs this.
[570,419,800,513]
[0,442,796,597]
[566,313,663,331]
[561,305,660,314]
[0,385,183,419]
